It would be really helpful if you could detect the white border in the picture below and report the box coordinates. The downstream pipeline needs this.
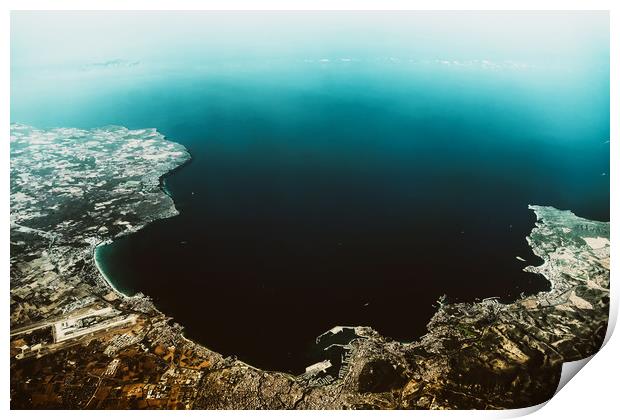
[3,1,617,419]
[2,0,617,11]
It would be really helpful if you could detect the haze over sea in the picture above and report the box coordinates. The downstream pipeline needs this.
[11,12,609,373]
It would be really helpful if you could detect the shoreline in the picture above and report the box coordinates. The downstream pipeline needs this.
[91,137,193,302]
[157,152,193,200]
[10,122,610,408]
[83,129,557,376]
[68,128,603,384]
[81,137,298,377]
[93,242,130,299]
[90,201,555,375]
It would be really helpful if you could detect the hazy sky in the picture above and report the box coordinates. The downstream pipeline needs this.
[11,11,609,70]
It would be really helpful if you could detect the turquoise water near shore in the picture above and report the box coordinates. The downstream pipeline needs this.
[12,12,609,373]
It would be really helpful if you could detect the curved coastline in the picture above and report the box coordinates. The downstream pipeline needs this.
[93,243,130,298]
[92,147,193,299]
[93,141,554,370]
[157,152,193,200]
[10,123,610,409]
[86,126,563,379]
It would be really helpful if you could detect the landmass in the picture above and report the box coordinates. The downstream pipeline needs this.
[10,124,610,409]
